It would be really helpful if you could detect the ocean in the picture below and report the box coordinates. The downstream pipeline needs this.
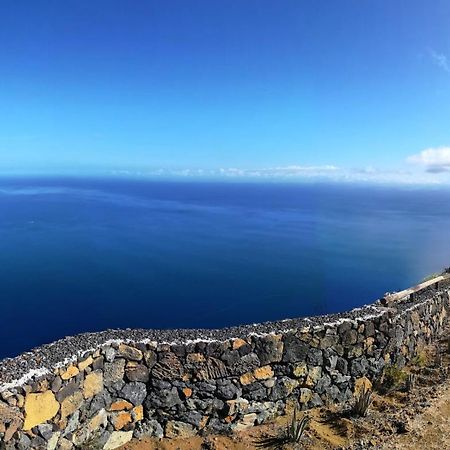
[1,177,450,359]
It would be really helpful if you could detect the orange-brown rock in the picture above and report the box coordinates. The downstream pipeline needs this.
[109,400,133,411]
[112,411,132,430]
[60,365,79,380]
[132,405,144,422]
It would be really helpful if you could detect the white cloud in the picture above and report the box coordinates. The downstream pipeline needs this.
[217,165,339,178]
[109,163,450,185]
[429,49,450,73]
[407,146,450,173]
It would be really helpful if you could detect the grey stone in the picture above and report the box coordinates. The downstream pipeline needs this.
[120,382,147,406]
[220,350,240,366]
[63,410,80,437]
[307,348,323,366]
[107,380,125,395]
[206,417,229,434]
[231,353,260,375]
[104,359,126,385]
[125,364,150,383]
[151,379,172,390]
[350,358,369,377]
[103,346,116,362]
[341,329,358,346]
[17,434,31,450]
[145,387,181,409]
[92,356,104,371]
[325,354,338,371]
[325,384,341,401]
[254,335,284,365]
[216,380,241,400]
[310,393,323,407]
[37,423,53,440]
[56,380,79,402]
[206,398,225,413]
[245,382,267,401]
[319,334,339,349]
[316,374,331,394]
[282,334,309,363]
[30,436,47,449]
[51,376,62,393]
[88,390,112,415]
[335,357,348,375]
[195,381,216,395]
[180,410,203,427]
[133,419,164,440]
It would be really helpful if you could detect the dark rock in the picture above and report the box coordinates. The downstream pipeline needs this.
[231,353,260,375]
[282,334,309,363]
[180,410,203,427]
[254,335,283,365]
[310,393,323,407]
[336,357,348,375]
[92,356,104,371]
[143,350,157,369]
[30,436,46,449]
[56,380,79,402]
[37,423,53,440]
[244,382,267,401]
[216,380,240,400]
[220,350,240,366]
[133,419,164,439]
[315,375,331,394]
[50,376,62,393]
[120,382,147,406]
[88,390,112,415]
[17,434,31,450]
[341,329,358,346]
[126,364,150,383]
[307,348,323,366]
[145,387,181,410]
[350,358,369,377]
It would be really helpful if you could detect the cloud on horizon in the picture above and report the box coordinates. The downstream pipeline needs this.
[111,163,447,186]
[407,146,450,173]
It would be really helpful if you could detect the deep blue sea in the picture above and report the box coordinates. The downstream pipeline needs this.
[1,177,450,359]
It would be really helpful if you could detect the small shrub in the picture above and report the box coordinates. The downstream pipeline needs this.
[382,364,408,390]
[287,407,310,443]
[255,405,310,448]
[411,350,429,368]
[352,386,372,417]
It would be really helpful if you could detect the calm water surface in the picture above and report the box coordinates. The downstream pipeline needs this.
[1,178,450,358]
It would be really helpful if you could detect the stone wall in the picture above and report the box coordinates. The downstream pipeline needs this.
[0,276,449,449]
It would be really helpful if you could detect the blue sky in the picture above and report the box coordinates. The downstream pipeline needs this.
[1,0,450,183]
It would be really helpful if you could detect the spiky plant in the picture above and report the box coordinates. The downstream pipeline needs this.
[352,386,372,417]
[287,406,311,444]
[255,405,310,449]
[406,373,416,392]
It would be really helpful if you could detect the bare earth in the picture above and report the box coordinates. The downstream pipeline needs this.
[122,335,450,450]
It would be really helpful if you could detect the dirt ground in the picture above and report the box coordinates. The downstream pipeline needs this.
[121,334,450,450]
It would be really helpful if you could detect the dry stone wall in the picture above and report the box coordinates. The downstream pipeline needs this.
[0,278,449,449]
